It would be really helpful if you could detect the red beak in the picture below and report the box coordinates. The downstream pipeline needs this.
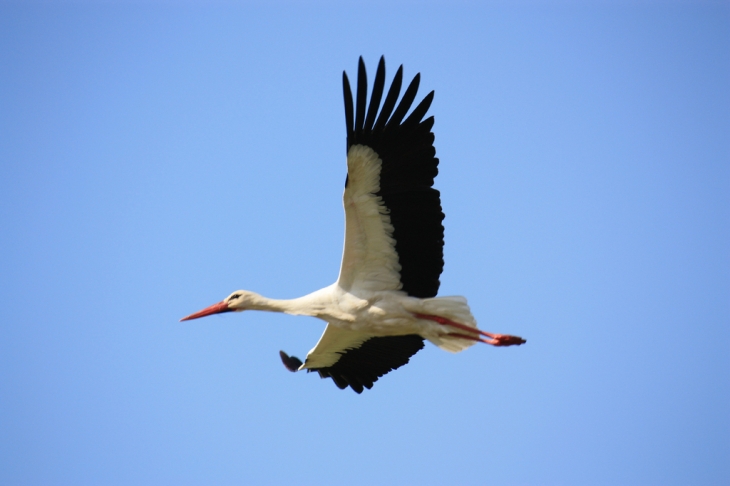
[180,301,232,322]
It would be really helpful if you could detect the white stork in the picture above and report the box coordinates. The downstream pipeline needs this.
[181,57,525,393]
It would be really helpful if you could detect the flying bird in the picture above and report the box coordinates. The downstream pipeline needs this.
[181,57,525,393]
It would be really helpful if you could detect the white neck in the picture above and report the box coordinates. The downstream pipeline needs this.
[245,293,320,317]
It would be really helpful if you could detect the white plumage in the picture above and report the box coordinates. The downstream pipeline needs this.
[338,144,402,293]
[181,57,525,393]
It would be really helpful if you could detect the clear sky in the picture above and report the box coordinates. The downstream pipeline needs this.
[1,2,728,485]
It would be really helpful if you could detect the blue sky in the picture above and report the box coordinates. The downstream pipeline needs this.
[1,2,728,485]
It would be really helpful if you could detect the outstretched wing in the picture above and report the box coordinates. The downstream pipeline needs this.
[301,324,425,394]
[303,57,442,393]
[337,56,445,298]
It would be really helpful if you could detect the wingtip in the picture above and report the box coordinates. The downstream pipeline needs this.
[279,350,303,372]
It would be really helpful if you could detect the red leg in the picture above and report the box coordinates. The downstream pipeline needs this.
[445,332,491,345]
[414,313,526,347]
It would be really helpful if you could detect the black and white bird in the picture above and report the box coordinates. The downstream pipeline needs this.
[181,57,525,393]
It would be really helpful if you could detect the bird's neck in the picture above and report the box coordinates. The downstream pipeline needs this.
[247,293,320,317]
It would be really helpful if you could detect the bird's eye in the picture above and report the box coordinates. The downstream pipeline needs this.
[230,293,241,300]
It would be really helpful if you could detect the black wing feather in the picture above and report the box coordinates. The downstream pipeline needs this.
[387,73,420,128]
[343,57,444,299]
[279,351,303,372]
[373,65,403,132]
[312,335,425,394]
[342,73,354,142]
[354,57,368,133]
[363,57,386,131]
[403,90,434,129]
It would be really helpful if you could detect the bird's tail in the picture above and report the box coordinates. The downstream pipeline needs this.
[418,296,479,353]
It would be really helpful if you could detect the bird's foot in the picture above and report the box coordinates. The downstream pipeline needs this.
[484,334,526,347]
[446,332,526,347]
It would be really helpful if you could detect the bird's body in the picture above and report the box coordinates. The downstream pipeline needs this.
[181,57,525,393]
[219,286,477,351]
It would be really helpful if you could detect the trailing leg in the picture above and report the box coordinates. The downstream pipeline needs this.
[414,313,526,347]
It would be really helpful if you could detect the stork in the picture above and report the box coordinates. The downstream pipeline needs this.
[181,57,525,393]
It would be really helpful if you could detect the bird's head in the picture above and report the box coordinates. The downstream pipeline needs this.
[180,290,259,321]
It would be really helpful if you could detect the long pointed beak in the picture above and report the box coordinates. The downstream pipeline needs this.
[180,301,232,322]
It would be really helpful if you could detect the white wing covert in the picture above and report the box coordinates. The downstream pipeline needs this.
[337,144,402,293]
